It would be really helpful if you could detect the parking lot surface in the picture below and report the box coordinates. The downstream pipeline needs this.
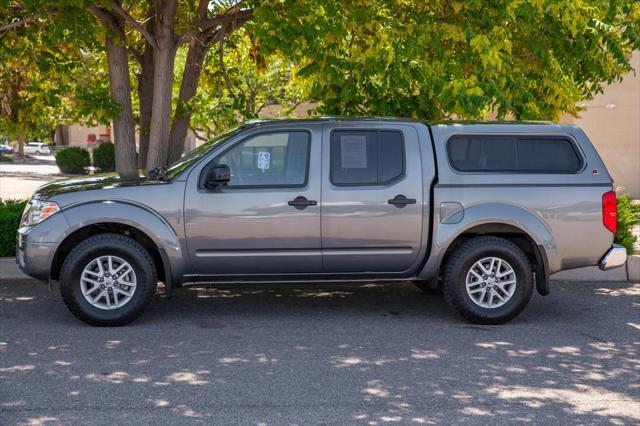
[1,279,638,425]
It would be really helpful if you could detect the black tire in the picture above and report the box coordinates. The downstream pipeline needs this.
[413,278,443,294]
[60,233,157,326]
[442,236,533,324]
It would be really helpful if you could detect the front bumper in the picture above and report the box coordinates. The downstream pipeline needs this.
[16,228,57,283]
[598,244,627,271]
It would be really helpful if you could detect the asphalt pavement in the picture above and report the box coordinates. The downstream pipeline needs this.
[1,279,638,425]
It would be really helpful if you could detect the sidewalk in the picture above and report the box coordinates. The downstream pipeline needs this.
[0,155,67,200]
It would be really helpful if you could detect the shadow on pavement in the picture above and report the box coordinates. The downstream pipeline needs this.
[1,279,638,424]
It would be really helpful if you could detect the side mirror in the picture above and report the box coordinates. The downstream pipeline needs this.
[204,164,230,189]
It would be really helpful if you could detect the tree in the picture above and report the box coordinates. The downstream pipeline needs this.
[188,28,309,139]
[3,0,253,176]
[2,0,639,178]
[85,0,253,174]
[256,0,640,120]
[0,5,114,156]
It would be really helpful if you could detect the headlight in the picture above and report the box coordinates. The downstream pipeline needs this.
[20,199,60,227]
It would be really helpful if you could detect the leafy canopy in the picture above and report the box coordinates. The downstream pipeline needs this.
[0,1,116,140]
[255,0,640,120]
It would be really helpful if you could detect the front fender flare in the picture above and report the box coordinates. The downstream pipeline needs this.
[57,200,187,290]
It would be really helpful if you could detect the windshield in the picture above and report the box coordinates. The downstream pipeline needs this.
[161,125,245,179]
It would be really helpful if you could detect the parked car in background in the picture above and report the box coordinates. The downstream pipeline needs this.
[24,142,51,155]
[16,118,627,326]
[0,144,15,155]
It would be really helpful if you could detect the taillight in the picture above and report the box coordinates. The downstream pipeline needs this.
[602,190,617,234]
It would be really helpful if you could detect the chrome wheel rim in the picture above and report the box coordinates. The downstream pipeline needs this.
[80,255,137,310]
[465,257,516,309]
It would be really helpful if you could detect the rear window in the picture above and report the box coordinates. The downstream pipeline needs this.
[447,135,582,173]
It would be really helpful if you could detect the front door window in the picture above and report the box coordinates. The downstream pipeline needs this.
[214,131,310,187]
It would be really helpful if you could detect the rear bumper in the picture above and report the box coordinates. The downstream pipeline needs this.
[598,244,627,271]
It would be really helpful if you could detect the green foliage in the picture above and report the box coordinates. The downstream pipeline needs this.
[0,154,13,162]
[92,142,115,172]
[255,0,640,120]
[187,29,309,137]
[55,147,90,174]
[0,2,113,142]
[615,193,640,255]
[0,199,27,257]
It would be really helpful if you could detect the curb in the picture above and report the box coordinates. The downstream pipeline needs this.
[2,255,639,282]
[0,257,28,280]
[627,254,640,282]
[550,255,640,282]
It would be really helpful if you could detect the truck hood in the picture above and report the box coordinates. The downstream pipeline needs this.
[33,172,165,199]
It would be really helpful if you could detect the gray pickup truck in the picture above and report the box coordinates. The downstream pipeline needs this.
[16,118,627,326]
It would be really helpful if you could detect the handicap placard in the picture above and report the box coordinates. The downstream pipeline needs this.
[257,151,271,170]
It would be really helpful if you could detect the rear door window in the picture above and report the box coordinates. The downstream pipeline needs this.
[330,130,404,185]
[447,135,582,173]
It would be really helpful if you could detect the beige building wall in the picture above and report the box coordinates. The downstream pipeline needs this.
[564,51,640,197]
[65,125,111,148]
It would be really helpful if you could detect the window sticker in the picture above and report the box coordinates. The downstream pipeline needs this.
[257,151,271,170]
[340,135,367,168]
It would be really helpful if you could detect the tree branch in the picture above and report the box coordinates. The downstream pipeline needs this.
[176,5,253,46]
[127,46,143,64]
[110,1,157,49]
[87,5,123,36]
[218,38,235,96]
[191,128,210,142]
[0,15,36,33]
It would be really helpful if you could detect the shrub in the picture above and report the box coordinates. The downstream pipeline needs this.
[0,200,28,257]
[615,193,640,255]
[55,147,90,174]
[93,142,115,172]
[0,154,12,163]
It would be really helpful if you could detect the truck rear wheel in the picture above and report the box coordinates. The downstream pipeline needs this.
[59,233,157,326]
[442,236,533,324]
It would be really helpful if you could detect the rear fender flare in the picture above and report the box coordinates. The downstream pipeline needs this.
[419,202,560,281]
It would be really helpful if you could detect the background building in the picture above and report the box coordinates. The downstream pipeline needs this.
[564,51,640,198]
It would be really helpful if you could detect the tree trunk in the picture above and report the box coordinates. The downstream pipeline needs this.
[17,134,24,156]
[106,34,138,178]
[54,124,68,146]
[145,0,178,172]
[137,45,154,169]
[167,41,208,163]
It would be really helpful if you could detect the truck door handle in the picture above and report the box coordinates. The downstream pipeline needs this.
[288,196,317,210]
[388,194,416,208]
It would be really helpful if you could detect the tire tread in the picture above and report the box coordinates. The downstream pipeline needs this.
[442,236,532,324]
[59,233,157,326]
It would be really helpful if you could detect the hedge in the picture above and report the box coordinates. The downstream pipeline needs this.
[93,142,115,172]
[55,147,90,174]
[615,193,640,254]
[0,200,27,257]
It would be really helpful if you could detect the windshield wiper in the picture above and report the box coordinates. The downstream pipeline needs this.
[147,166,168,180]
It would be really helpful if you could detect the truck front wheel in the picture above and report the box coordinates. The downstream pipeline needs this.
[59,233,157,326]
[442,236,533,324]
